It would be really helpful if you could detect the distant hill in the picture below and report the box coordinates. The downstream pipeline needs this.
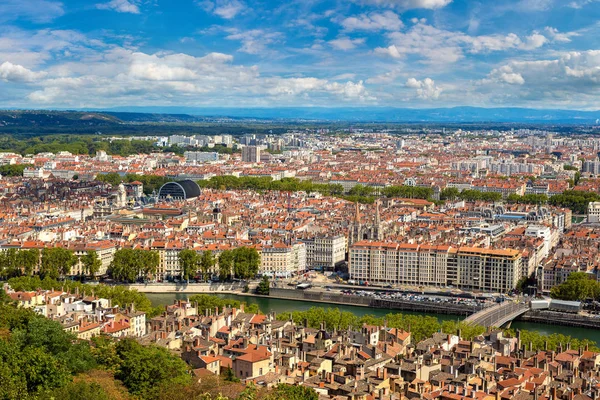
[0,108,599,135]
[101,106,600,124]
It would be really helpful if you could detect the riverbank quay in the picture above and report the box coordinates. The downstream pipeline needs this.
[124,282,253,293]
[134,284,600,330]
[264,287,483,315]
[517,310,600,329]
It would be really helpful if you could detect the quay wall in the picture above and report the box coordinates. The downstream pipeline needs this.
[517,310,600,329]
[130,285,600,329]
[126,282,250,293]
[265,288,481,315]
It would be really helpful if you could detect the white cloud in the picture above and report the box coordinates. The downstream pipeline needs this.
[96,0,140,14]
[521,33,547,50]
[517,0,553,11]
[224,29,282,54]
[479,51,600,107]
[325,80,373,101]
[332,73,357,80]
[544,27,578,43]
[486,65,525,85]
[200,0,246,19]
[405,77,441,99]
[374,45,403,59]
[567,0,599,8]
[366,70,402,84]
[0,61,46,82]
[339,11,403,32]
[377,21,549,64]
[356,0,452,10]
[0,0,64,23]
[329,37,366,51]
[12,46,375,107]
[0,28,108,69]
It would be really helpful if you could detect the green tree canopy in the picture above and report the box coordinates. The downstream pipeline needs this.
[218,250,235,281]
[81,250,102,279]
[550,272,600,301]
[40,248,77,280]
[256,276,270,295]
[114,339,191,397]
[179,249,200,282]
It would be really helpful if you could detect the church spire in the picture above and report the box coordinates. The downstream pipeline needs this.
[354,201,361,223]
[375,199,381,226]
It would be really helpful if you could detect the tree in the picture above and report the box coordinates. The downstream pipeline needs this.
[141,250,160,280]
[50,381,111,400]
[109,249,138,282]
[81,250,102,279]
[200,250,216,281]
[256,276,270,295]
[16,249,39,277]
[178,249,199,283]
[382,185,433,200]
[551,272,600,301]
[0,164,32,177]
[109,249,159,282]
[40,248,77,280]
[218,250,234,281]
[222,367,240,383]
[348,184,374,197]
[95,172,123,186]
[440,187,459,201]
[114,339,191,397]
[232,247,260,279]
[266,384,318,400]
[0,248,19,278]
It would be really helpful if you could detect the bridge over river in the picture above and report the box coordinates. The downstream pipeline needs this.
[465,301,531,328]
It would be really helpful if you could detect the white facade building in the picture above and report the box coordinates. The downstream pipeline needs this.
[588,202,600,223]
[260,242,306,277]
[301,235,346,271]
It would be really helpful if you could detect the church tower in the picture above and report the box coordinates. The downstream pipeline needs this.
[373,199,382,241]
[349,202,362,246]
[348,200,385,246]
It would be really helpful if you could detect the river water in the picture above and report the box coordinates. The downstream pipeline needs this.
[146,293,600,343]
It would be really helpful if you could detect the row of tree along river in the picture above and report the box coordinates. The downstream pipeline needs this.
[146,292,600,344]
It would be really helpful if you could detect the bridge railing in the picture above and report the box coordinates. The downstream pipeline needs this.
[465,301,530,327]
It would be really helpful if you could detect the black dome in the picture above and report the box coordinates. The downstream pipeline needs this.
[158,180,201,200]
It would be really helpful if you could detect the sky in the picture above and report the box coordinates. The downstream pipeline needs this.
[0,0,600,110]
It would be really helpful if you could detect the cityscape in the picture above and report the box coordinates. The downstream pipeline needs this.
[2,0,600,399]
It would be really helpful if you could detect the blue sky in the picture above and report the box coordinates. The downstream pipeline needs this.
[0,0,599,109]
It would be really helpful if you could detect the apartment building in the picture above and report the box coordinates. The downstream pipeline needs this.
[184,151,218,163]
[300,235,346,271]
[349,241,522,292]
[260,242,306,277]
[70,241,116,276]
[241,146,261,163]
[589,202,600,223]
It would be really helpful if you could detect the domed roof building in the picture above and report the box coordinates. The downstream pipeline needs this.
[158,179,201,200]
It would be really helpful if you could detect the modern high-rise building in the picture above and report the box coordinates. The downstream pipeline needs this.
[583,160,600,175]
[242,146,261,163]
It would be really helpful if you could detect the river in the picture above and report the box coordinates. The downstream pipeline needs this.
[146,293,600,343]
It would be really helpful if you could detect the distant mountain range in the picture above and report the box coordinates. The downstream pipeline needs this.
[0,107,599,130]
[98,106,600,124]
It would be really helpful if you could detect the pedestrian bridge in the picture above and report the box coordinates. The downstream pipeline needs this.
[465,301,530,328]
